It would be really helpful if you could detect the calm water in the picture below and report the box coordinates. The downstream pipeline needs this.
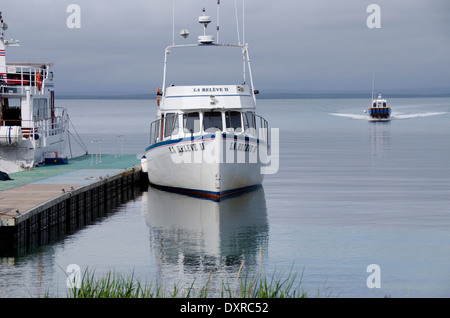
[0,97,449,298]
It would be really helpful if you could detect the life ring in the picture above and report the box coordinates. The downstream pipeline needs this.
[36,72,43,91]
[156,87,161,106]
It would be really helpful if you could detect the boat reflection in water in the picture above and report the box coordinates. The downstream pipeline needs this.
[141,185,268,279]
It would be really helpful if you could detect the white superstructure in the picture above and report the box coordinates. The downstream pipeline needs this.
[0,12,68,173]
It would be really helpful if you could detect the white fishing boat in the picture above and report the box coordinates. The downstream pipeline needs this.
[0,12,69,174]
[143,5,270,201]
[367,93,391,121]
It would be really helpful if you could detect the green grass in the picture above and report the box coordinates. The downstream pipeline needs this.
[62,265,315,298]
[66,270,165,298]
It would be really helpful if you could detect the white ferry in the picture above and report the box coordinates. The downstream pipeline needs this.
[367,93,391,121]
[143,6,270,201]
[0,12,69,173]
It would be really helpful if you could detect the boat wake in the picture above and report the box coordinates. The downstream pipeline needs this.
[329,113,370,120]
[391,112,447,119]
[329,111,448,121]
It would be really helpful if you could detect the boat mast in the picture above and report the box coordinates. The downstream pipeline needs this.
[0,12,19,84]
[216,0,220,43]
[0,12,7,82]
[172,0,177,46]
[371,73,375,101]
[242,0,245,46]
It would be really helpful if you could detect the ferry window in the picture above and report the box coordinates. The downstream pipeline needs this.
[7,98,21,108]
[203,111,223,132]
[373,102,376,107]
[225,111,242,132]
[383,102,386,107]
[164,113,178,138]
[183,112,200,133]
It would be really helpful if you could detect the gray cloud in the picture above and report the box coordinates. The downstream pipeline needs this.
[1,0,449,95]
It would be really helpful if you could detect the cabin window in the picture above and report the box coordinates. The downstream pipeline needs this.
[243,112,256,129]
[164,113,179,138]
[243,112,257,136]
[383,102,386,107]
[183,112,200,134]
[150,120,160,144]
[225,111,242,132]
[6,98,20,108]
[203,111,223,133]
[373,102,376,107]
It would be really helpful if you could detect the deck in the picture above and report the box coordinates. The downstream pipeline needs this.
[0,154,143,253]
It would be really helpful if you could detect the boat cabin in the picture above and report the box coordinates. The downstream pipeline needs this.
[149,84,268,145]
[150,109,268,145]
[371,94,388,109]
[368,93,391,119]
[0,63,61,139]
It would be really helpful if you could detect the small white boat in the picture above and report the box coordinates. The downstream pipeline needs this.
[0,12,69,173]
[367,93,391,121]
[144,6,270,201]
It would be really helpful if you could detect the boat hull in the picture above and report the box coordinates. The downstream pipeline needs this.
[0,131,68,174]
[368,107,391,120]
[144,133,266,201]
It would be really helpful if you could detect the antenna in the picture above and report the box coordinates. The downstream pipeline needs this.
[234,0,241,45]
[371,73,375,101]
[216,0,220,43]
[198,8,214,44]
[172,0,175,45]
[0,11,8,38]
[242,0,245,45]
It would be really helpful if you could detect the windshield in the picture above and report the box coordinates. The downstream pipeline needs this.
[203,111,223,132]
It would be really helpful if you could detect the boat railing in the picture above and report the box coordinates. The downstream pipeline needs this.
[243,113,269,144]
[0,64,52,95]
[0,110,68,140]
[149,112,269,146]
[39,107,68,138]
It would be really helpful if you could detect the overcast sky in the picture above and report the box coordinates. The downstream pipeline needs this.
[1,0,449,95]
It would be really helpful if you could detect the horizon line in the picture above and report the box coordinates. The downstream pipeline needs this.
[55,90,450,100]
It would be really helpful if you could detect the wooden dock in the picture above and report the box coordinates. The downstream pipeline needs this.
[0,154,143,254]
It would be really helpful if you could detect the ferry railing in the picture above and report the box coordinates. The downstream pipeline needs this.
[0,110,68,141]
[33,108,68,138]
[0,64,50,95]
